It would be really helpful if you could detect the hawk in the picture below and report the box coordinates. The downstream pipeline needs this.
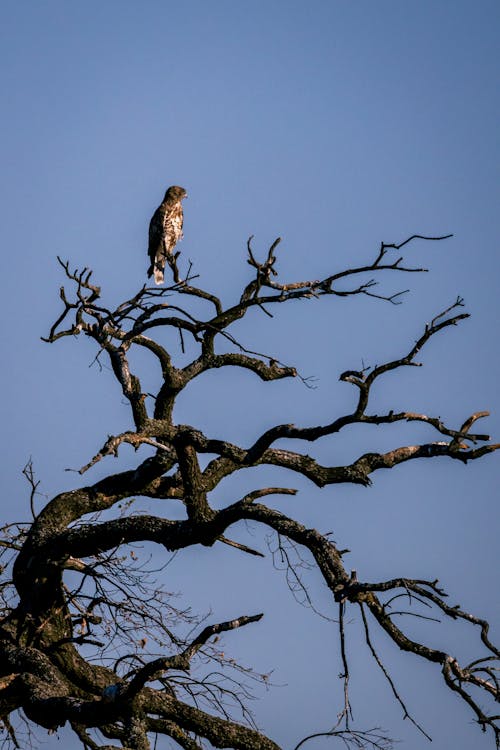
[147,185,187,284]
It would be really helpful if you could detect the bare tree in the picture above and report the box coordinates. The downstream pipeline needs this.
[0,233,498,750]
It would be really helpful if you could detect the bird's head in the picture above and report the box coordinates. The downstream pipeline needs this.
[164,185,187,202]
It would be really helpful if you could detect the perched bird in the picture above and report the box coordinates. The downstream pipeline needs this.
[147,185,187,284]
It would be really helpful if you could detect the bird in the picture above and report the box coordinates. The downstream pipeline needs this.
[147,185,187,284]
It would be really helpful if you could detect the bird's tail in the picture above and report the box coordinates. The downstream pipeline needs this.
[148,257,165,285]
[153,265,164,285]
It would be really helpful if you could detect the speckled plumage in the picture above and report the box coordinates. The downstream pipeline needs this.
[147,185,187,284]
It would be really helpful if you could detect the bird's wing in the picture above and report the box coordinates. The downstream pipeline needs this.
[148,205,166,263]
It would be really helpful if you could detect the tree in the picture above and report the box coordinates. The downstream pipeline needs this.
[0,234,498,750]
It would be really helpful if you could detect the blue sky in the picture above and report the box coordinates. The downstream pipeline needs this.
[0,2,499,748]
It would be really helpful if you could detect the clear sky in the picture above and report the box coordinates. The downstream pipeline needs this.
[0,1,498,748]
